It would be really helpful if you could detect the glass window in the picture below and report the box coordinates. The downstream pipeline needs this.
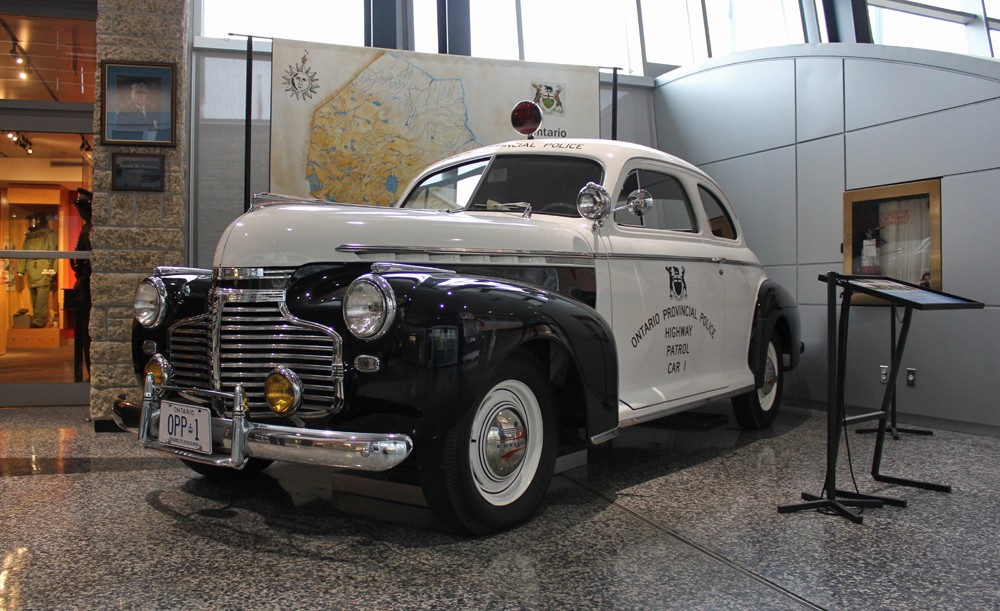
[703,0,804,56]
[0,15,96,104]
[466,155,604,216]
[615,170,696,232]
[191,53,271,267]
[519,0,644,74]
[868,6,970,54]
[199,0,365,46]
[470,0,521,60]
[987,0,1000,16]
[413,0,439,53]
[400,159,490,210]
[698,186,737,240]
[640,0,708,67]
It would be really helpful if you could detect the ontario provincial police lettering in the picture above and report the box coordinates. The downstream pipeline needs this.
[631,311,662,348]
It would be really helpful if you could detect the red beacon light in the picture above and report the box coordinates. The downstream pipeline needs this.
[510,100,542,139]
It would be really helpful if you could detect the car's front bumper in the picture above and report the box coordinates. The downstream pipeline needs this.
[112,376,413,472]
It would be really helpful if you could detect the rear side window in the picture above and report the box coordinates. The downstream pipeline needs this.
[614,169,697,232]
[698,186,738,240]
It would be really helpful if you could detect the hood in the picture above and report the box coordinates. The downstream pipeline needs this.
[213,201,599,268]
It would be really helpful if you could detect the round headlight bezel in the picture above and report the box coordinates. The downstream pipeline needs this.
[343,273,396,341]
[135,276,168,328]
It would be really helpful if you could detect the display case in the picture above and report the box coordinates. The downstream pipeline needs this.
[1,185,82,361]
[843,179,942,304]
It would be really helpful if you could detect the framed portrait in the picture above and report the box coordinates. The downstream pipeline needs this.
[843,179,942,304]
[101,61,176,146]
[112,153,165,191]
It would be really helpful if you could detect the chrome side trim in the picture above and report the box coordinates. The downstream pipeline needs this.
[338,244,594,264]
[606,252,764,268]
[590,426,620,445]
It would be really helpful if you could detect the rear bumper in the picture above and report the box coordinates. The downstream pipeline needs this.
[112,376,412,472]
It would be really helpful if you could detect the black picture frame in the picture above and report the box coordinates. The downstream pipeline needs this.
[112,153,165,192]
[101,61,176,146]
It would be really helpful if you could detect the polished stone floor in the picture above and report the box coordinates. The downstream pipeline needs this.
[2,402,999,610]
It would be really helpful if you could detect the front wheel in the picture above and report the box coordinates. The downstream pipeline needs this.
[420,354,557,536]
[732,338,783,429]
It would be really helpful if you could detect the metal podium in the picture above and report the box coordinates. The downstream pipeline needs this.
[779,273,983,523]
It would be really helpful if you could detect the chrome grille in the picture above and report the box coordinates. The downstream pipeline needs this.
[168,268,344,416]
[169,314,212,396]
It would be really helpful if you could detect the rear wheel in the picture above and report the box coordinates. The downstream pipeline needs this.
[180,457,273,479]
[420,354,557,536]
[732,338,783,429]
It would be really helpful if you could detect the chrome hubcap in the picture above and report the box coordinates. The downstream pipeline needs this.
[483,408,527,478]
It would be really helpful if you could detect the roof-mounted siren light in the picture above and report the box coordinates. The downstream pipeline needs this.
[510,100,542,139]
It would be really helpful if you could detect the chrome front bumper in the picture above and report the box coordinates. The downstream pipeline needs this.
[112,375,413,472]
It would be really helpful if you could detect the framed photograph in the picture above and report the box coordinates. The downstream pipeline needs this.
[112,153,165,191]
[843,179,942,304]
[101,61,176,146]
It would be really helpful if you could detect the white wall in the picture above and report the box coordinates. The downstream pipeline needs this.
[651,43,1000,429]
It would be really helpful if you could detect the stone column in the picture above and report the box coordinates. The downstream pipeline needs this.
[90,0,190,425]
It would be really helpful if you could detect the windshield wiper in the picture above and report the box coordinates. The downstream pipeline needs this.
[485,201,533,218]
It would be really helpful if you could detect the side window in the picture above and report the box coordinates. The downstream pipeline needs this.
[614,169,697,232]
[400,159,489,209]
[698,185,738,240]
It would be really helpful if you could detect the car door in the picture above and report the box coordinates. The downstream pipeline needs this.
[695,183,761,386]
[600,163,730,422]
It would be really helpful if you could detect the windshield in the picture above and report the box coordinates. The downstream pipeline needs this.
[400,154,604,217]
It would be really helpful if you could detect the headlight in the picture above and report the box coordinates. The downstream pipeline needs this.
[143,354,173,389]
[343,273,396,340]
[135,277,168,328]
[577,182,611,220]
[265,366,303,415]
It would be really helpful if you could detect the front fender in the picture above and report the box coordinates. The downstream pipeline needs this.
[130,268,213,382]
[285,264,618,445]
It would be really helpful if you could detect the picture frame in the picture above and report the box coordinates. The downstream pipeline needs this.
[843,179,942,305]
[101,61,176,146]
[112,153,165,192]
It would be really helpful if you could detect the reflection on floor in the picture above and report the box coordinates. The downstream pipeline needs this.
[0,344,83,384]
[2,402,999,609]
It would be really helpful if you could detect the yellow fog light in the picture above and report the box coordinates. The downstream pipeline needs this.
[265,366,303,415]
[143,354,173,390]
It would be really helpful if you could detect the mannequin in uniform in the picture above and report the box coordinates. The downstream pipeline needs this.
[16,213,58,328]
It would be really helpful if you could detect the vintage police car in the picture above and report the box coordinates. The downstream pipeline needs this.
[113,135,801,535]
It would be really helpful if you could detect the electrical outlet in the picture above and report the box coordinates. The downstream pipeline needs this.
[880,365,888,384]
[906,368,916,386]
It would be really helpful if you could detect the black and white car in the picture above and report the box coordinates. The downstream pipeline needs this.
[114,136,801,535]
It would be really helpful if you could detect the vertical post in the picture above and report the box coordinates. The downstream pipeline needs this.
[244,35,253,212]
[611,67,619,141]
[823,272,840,498]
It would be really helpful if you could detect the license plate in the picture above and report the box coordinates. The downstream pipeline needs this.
[159,402,212,455]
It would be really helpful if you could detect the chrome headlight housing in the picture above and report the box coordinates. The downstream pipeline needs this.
[135,276,168,328]
[343,273,396,340]
[577,182,612,220]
